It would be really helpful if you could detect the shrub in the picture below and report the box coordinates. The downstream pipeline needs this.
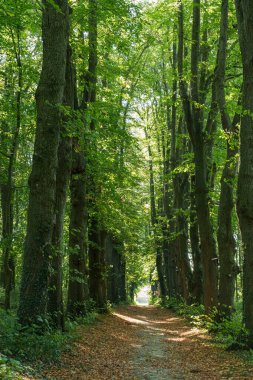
[163,297,205,319]
[0,354,34,380]
[163,298,249,350]
[0,309,75,364]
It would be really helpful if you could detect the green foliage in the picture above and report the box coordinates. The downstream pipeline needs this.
[0,354,33,380]
[164,297,205,319]
[0,309,97,377]
[164,298,248,350]
[66,311,97,328]
[0,308,76,364]
[200,309,248,350]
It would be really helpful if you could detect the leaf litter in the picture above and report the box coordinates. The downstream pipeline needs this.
[42,306,253,379]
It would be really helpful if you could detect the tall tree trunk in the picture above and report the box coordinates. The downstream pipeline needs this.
[18,0,69,325]
[189,175,203,303]
[85,0,107,310]
[214,0,240,315]
[1,182,15,310]
[217,145,238,312]
[89,228,107,310]
[47,45,74,328]
[1,27,22,310]
[67,135,89,316]
[66,35,92,318]
[174,171,191,302]
[162,43,178,299]
[178,0,218,312]
[171,113,191,302]
[67,62,89,316]
[235,0,253,346]
[146,134,166,301]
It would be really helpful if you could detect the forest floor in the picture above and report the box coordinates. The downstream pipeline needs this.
[39,305,253,380]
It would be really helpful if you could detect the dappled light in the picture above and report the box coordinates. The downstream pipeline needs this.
[113,312,150,325]
[45,306,253,379]
[1,0,253,377]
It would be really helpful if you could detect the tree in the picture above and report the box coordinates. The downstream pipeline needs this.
[48,45,74,329]
[18,0,69,325]
[178,0,218,312]
[235,0,253,346]
[215,0,240,315]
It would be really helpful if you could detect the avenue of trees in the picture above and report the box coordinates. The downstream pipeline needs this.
[1,0,253,347]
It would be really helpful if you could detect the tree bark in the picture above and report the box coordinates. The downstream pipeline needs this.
[89,228,107,310]
[189,175,203,303]
[178,0,218,312]
[47,45,74,328]
[235,0,253,346]
[67,136,89,316]
[162,44,178,299]
[85,0,108,310]
[67,62,89,316]
[1,26,22,310]
[18,0,69,325]
[215,0,240,315]
[146,133,167,301]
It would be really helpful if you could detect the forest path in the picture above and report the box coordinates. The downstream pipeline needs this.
[44,306,253,380]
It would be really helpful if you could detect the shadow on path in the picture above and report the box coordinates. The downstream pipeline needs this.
[114,306,253,380]
[44,305,253,380]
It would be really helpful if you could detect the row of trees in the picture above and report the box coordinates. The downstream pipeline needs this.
[0,0,151,329]
[1,0,253,347]
[136,0,253,346]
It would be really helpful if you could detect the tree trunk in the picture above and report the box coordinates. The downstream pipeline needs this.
[105,236,126,304]
[217,145,238,313]
[178,0,218,312]
[1,28,22,310]
[47,45,73,329]
[146,136,166,301]
[1,183,15,310]
[67,135,89,316]
[85,0,107,310]
[89,227,107,310]
[214,0,239,315]
[162,43,178,299]
[189,175,203,303]
[67,31,93,318]
[235,0,253,346]
[171,115,191,302]
[18,0,69,325]
[175,173,191,302]
[194,134,218,311]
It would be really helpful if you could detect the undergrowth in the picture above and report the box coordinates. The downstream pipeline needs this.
[0,354,34,380]
[0,308,97,379]
[163,297,249,351]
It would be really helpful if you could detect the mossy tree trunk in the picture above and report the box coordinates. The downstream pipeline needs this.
[1,26,22,310]
[235,0,253,346]
[47,45,74,329]
[86,0,108,310]
[214,0,240,315]
[18,0,69,325]
[178,0,218,312]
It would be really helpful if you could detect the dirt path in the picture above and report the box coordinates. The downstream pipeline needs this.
[44,306,253,380]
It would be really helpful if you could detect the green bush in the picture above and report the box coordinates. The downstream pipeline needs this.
[163,297,205,319]
[204,310,248,350]
[163,298,248,350]
[0,354,33,380]
[0,309,75,364]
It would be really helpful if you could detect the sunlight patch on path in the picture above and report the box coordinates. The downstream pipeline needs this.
[113,312,150,325]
